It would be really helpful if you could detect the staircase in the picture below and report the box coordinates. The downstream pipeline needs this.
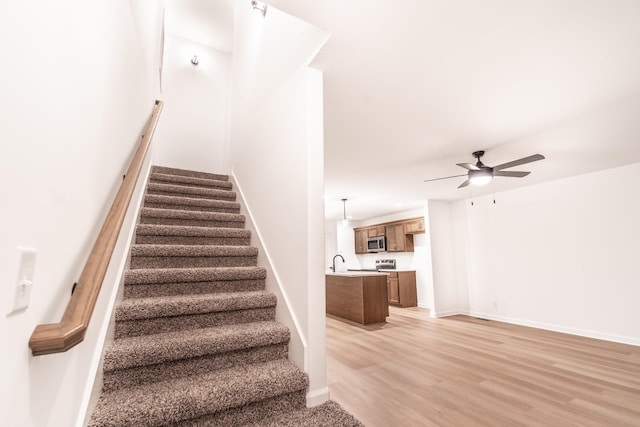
[89,166,362,426]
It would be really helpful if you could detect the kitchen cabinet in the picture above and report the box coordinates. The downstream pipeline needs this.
[355,229,368,254]
[386,223,414,252]
[353,216,423,254]
[385,271,417,308]
[367,225,386,237]
[404,218,425,234]
[326,273,389,324]
[387,276,400,305]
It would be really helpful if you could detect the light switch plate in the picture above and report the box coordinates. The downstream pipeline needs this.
[7,247,36,315]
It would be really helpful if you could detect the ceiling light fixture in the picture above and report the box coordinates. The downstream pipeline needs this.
[250,0,267,16]
[341,198,348,225]
[469,169,493,186]
[190,55,199,66]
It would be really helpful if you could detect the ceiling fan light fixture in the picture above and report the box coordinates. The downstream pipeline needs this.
[469,170,493,186]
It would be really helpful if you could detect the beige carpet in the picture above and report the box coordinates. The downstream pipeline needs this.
[89,165,362,426]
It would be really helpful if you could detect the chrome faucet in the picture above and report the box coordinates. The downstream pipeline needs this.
[332,254,345,272]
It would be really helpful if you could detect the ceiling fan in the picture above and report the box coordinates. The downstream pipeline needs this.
[424,151,545,188]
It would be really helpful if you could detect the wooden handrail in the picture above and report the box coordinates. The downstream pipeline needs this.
[29,100,164,356]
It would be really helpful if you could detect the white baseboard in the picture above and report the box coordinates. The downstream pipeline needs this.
[306,386,330,407]
[467,310,640,347]
[431,309,464,318]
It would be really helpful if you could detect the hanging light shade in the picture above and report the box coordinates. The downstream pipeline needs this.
[342,198,348,225]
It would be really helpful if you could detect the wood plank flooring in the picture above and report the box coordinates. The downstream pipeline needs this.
[326,307,640,427]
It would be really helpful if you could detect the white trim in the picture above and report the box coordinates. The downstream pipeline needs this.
[467,310,640,347]
[306,386,330,407]
[431,309,464,318]
[76,156,154,427]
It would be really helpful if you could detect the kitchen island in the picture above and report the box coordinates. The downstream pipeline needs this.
[326,272,389,325]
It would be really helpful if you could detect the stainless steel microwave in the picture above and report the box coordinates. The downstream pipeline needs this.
[367,236,386,252]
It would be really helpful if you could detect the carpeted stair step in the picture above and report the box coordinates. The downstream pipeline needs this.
[175,392,307,426]
[149,171,233,190]
[90,359,308,426]
[114,291,277,338]
[103,344,289,393]
[152,165,229,182]
[134,224,251,246]
[146,182,236,201]
[102,321,290,392]
[140,207,245,228]
[242,400,365,427]
[129,244,258,269]
[123,266,267,299]
[142,194,241,214]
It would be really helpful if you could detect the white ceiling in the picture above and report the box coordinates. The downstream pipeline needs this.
[166,0,640,221]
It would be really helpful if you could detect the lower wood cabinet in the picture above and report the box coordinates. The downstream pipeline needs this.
[385,271,417,308]
[326,274,389,324]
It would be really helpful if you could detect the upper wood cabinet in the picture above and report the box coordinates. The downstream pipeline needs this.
[404,218,425,234]
[368,225,386,237]
[386,223,414,252]
[353,216,424,253]
[354,229,368,254]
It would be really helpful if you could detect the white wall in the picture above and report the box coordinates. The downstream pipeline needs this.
[230,4,330,406]
[324,219,358,272]
[0,1,163,426]
[427,200,470,316]
[152,32,231,173]
[464,162,640,345]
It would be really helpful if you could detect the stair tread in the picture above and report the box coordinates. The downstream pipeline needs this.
[124,266,267,284]
[150,172,233,189]
[130,244,258,257]
[116,290,277,321]
[141,207,244,221]
[147,182,236,199]
[143,193,240,210]
[136,224,250,237]
[104,321,289,372]
[90,359,307,427]
[151,165,229,181]
[243,400,364,427]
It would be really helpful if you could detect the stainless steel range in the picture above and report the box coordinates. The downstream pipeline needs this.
[375,259,396,270]
[346,259,396,272]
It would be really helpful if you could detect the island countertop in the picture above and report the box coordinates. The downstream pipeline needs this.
[326,271,389,277]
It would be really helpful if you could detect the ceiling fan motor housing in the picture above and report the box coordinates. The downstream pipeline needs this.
[469,167,493,179]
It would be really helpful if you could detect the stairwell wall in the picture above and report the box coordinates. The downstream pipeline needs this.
[229,4,330,406]
[152,32,231,174]
[0,1,163,426]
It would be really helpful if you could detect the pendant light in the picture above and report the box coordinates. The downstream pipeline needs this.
[341,198,348,225]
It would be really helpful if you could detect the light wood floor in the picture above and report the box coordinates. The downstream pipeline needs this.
[326,307,640,427]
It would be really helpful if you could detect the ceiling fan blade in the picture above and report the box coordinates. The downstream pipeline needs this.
[424,174,467,183]
[492,154,545,171]
[493,170,531,178]
[458,178,471,188]
[456,162,481,171]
